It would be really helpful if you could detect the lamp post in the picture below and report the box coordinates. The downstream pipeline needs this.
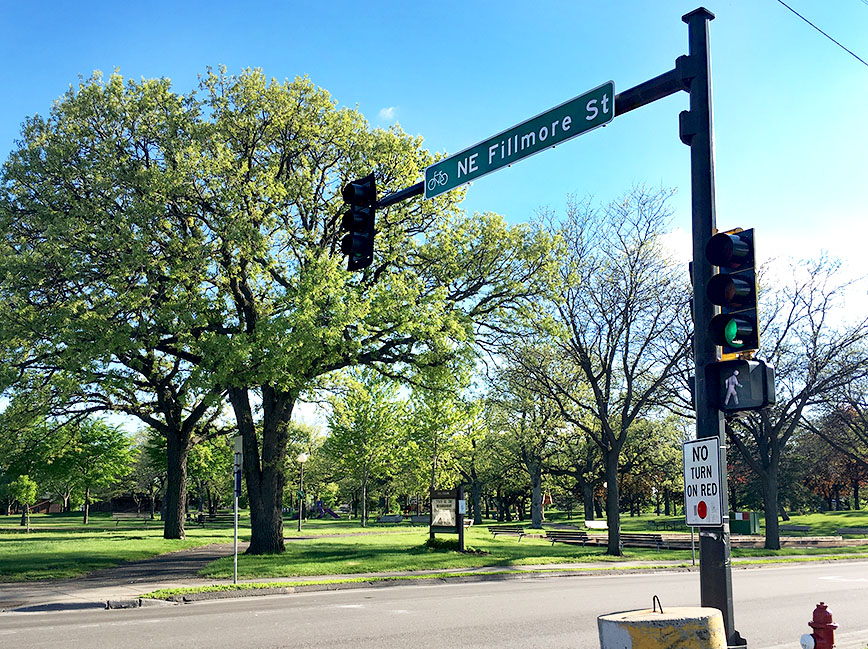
[297,452,309,532]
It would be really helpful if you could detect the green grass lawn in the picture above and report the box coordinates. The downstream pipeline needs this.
[3,509,868,583]
[0,512,241,581]
[201,525,682,580]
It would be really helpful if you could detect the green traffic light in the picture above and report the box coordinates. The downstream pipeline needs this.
[723,318,743,347]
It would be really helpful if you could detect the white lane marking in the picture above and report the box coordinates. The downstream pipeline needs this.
[818,576,868,583]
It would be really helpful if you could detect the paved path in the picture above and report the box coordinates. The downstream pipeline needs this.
[0,543,241,612]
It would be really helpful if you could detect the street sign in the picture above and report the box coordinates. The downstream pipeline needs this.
[423,81,615,199]
[683,438,723,526]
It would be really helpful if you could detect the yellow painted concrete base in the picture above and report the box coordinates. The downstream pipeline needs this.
[598,607,726,649]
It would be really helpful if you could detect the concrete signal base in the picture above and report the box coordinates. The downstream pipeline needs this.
[598,607,726,649]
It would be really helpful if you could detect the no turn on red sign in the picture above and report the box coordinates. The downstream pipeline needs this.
[683,438,723,526]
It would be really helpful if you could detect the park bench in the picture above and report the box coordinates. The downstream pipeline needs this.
[195,512,236,526]
[619,533,666,551]
[375,514,404,524]
[487,525,526,540]
[410,515,430,525]
[545,530,589,546]
[112,511,151,525]
[835,527,868,536]
[651,519,683,531]
[584,520,608,530]
[779,525,811,534]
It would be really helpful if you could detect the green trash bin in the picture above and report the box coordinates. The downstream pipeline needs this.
[730,511,759,534]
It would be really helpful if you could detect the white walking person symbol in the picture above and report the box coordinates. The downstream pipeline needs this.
[724,370,742,406]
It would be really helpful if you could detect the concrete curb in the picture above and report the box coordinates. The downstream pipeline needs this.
[105,598,175,609]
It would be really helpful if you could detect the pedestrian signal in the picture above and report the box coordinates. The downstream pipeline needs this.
[705,359,775,412]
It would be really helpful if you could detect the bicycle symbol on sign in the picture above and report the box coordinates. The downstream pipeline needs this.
[427,169,449,192]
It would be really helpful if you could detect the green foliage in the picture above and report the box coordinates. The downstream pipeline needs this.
[0,67,558,550]
[8,474,37,531]
[8,474,37,507]
[322,368,407,519]
[187,435,234,509]
[50,419,133,497]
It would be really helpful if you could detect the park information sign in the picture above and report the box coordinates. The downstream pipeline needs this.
[423,81,615,199]
[430,489,458,533]
[683,438,723,527]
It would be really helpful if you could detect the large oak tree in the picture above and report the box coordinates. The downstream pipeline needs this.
[1,69,556,552]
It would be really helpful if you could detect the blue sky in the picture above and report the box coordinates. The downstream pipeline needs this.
[2,1,864,429]
[1,1,865,268]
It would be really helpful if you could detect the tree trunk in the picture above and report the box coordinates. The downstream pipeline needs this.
[529,464,543,528]
[149,486,156,519]
[582,483,595,521]
[83,486,90,525]
[604,452,621,556]
[762,471,780,550]
[854,478,861,510]
[230,386,293,554]
[470,482,483,526]
[163,427,191,540]
[664,489,671,516]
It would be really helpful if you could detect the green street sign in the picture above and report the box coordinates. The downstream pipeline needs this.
[424,81,615,200]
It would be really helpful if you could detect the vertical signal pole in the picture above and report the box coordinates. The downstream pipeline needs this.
[680,8,744,647]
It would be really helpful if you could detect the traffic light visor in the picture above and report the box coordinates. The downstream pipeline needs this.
[342,176,376,205]
[341,206,372,231]
[706,232,751,269]
[707,272,754,309]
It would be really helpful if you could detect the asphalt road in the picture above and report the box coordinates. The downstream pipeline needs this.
[1,561,867,649]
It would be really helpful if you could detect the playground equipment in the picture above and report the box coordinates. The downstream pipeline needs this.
[315,500,339,519]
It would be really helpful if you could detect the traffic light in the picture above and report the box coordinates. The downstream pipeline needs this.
[705,228,758,355]
[706,359,775,413]
[340,173,377,271]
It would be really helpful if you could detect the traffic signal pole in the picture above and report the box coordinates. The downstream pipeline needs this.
[359,15,744,642]
[680,9,744,647]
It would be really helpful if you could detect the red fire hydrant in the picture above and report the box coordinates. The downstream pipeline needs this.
[800,602,837,649]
